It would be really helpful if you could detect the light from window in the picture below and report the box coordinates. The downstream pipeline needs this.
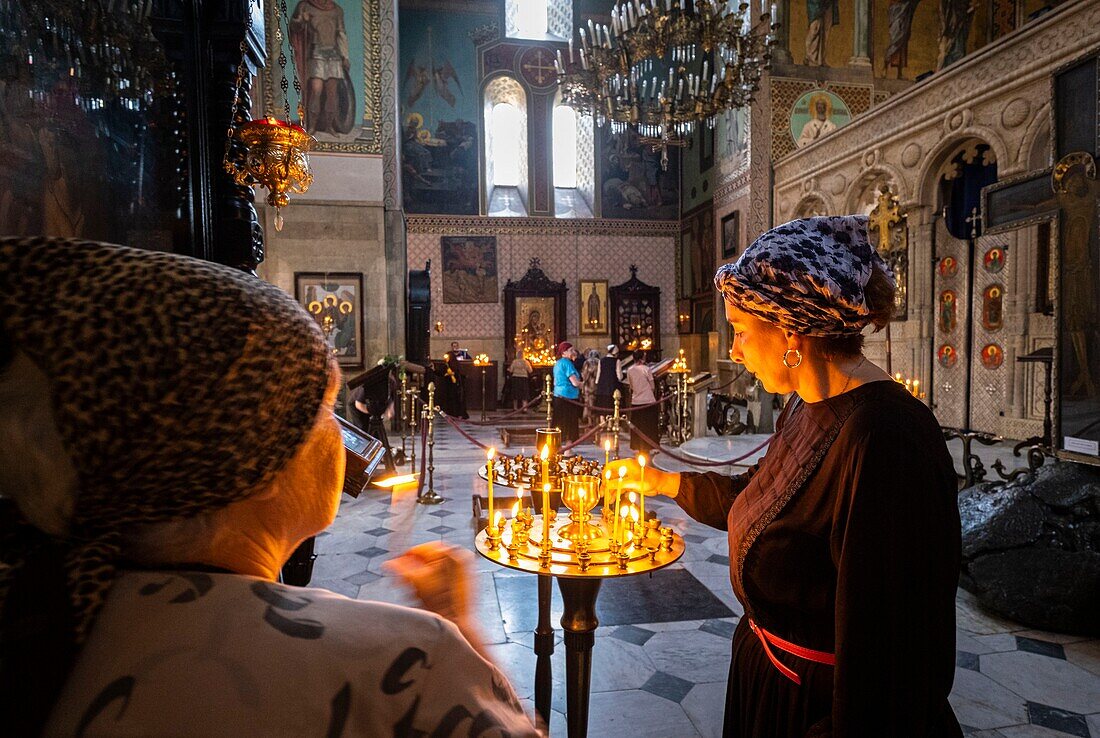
[491,102,521,187]
[515,0,548,38]
[553,105,577,189]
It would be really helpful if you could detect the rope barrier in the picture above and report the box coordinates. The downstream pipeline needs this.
[556,392,673,413]
[623,418,773,468]
[439,410,493,452]
[446,392,545,426]
[561,421,605,451]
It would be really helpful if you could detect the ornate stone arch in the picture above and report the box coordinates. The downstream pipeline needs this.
[845,167,908,215]
[791,192,834,220]
[917,131,1004,207]
[1021,102,1053,171]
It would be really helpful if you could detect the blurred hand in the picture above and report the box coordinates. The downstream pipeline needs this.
[383,541,474,625]
[604,457,680,498]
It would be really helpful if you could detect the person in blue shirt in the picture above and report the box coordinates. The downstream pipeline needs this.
[552,341,583,443]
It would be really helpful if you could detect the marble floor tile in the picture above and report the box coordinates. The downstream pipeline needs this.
[1015,629,1095,645]
[680,681,727,738]
[958,629,1001,655]
[948,668,1028,729]
[1064,640,1100,678]
[310,552,371,581]
[957,589,1021,636]
[980,651,1100,715]
[484,641,539,700]
[973,633,1022,653]
[586,689,701,738]
[644,630,734,684]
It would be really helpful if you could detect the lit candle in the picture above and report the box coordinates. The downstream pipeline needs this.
[487,447,496,531]
[637,453,646,527]
[617,468,628,541]
[541,444,550,489]
[619,505,630,545]
[604,438,611,468]
[630,505,640,542]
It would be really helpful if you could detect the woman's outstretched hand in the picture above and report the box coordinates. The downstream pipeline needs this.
[383,541,474,625]
[604,457,681,499]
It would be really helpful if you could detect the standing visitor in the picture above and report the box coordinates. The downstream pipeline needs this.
[552,342,582,444]
[626,349,659,454]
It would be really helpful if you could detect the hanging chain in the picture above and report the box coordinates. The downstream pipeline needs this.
[222,37,249,174]
[278,0,306,127]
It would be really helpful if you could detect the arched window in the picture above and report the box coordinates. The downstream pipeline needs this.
[492,103,522,187]
[552,105,577,189]
[552,95,594,217]
[483,76,528,216]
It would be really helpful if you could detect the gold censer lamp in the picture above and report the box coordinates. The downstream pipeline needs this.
[227,117,315,232]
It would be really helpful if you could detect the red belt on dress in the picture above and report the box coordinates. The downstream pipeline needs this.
[748,619,836,686]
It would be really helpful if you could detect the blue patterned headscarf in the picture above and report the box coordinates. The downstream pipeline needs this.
[714,215,894,337]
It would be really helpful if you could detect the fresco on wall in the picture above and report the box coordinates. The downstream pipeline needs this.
[399,9,492,214]
[872,0,992,79]
[717,106,749,182]
[790,90,852,149]
[599,128,679,220]
[679,204,716,298]
[264,0,381,153]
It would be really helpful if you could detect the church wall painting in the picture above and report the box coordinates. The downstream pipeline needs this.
[982,283,1004,331]
[871,0,993,80]
[721,211,741,258]
[264,0,382,153]
[399,9,493,214]
[441,235,498,303]
[294,272,364,368]
[598,127,680,220]
[939,289,958,333]
[790,89,852,149]
[578,280,609,334]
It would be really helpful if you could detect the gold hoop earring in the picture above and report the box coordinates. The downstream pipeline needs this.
[782,349,802,369]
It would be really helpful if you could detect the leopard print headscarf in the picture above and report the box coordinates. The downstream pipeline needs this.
[714,215,895,337]
[0,237,333,646]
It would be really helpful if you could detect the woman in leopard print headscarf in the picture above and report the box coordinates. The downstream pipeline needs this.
[608,217,963,737]
[0,237,537,737]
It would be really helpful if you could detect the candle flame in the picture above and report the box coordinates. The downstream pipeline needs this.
[540,444,549,460]
[604,439,611,451]
[618,466,628,478]
[620,506,629,519]
[628,491,637,504]
[630,507,639,522]
[511,501,520,518]
[487,447,496,460]
[544,482,551,492]
[493,511,503,527]
[638,453,647,468]
[605,469,612,480]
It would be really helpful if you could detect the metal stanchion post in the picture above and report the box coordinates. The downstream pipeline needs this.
[407,387,417,469]
[399,373,409,463]
[480,366,488,422]
[545,372,553,429]
[611,389,622,460]
[418,381,445,505]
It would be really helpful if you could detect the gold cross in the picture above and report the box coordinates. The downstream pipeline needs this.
[868,186,901,251]
[523,49,557,86]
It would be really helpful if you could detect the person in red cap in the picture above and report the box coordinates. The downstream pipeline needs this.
[552,342,582,443]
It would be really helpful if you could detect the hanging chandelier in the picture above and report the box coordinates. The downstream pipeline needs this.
[223,2,315,231]
[557,0,777,168]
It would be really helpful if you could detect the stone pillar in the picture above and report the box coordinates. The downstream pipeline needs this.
[909,206,936,399]
[380,0,406,355]
[849,0,871,67]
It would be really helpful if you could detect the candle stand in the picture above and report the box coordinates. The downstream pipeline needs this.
[475,502,684,737]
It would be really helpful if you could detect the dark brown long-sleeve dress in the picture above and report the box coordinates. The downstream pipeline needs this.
[676,380,962,737]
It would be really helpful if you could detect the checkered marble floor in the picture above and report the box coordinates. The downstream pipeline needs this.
[312,414,1100,738]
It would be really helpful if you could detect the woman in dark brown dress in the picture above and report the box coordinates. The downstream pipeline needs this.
[612,215,962,737]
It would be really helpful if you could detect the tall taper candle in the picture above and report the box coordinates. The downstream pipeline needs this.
[540,444,550,490]
[604,438,611,468]
[487,447,496,531]
[637,453,647,528]
[616,466,628,543]
[542,482,552,547]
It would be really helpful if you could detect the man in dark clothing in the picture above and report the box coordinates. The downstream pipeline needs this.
[594,344,624,415]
